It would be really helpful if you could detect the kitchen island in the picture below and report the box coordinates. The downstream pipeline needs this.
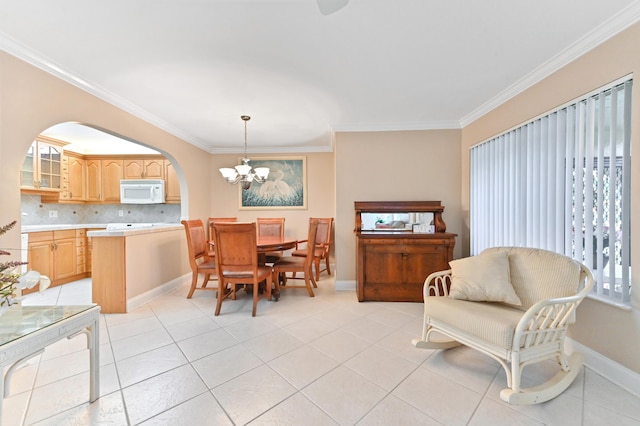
[88,224,189,313]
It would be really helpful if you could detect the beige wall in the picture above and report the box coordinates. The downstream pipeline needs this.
[209,152,336,248]
[0,51,212,261]
[461,22,640,373]
[335,130,463,283]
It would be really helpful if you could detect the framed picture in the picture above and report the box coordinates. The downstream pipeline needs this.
[239,156,307,210]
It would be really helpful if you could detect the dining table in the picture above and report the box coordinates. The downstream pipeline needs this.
[208,235,298,262]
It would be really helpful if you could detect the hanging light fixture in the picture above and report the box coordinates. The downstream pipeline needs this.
[219,115,270,190]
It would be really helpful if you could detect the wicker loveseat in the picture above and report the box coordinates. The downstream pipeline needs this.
[412,247,594,405]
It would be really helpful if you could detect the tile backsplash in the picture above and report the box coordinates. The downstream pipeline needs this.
[21,194,181,225]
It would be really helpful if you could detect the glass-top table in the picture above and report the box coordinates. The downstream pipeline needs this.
[0,304,101,417]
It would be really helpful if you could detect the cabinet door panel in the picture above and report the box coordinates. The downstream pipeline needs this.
[28,241,53,277]
[68,157,86,200]
[144,160,164,179]
[86,160,102,201]
[363,248,404,285]
[124,160,144,179]
[53,238,76,280]
[102,160,123,202]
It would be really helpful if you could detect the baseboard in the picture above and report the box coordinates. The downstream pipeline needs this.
[335,279,356,291]
[126,273,190,312]
[566,337,640,398]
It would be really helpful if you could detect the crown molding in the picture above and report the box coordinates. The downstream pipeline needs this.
[460,1,640,128]
[0,32,212,153]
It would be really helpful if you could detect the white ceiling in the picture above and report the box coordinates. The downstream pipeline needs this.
[1,0,640,154]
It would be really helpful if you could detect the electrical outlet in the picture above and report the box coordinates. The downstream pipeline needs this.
[49,210,58,218]
[118,210,124,217]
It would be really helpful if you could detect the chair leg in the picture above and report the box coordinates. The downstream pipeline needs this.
[314,258,321,281]
[252,280,259,317]
[304,274,315,297]
[187,271,198,298]
[215,281,226,316]
[324,256,331,276]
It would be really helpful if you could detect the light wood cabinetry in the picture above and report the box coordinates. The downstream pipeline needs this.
[75,229,87,274]
[355,201,456,302]
[24,150,179,204]
[101,159,123,202]
[85,159,102,202]
[164,160,181,203]
[58,153,86,202]
[25,229,90,294]
[20,138,65,193]
[84,158,123,203]
[124,158,165,179]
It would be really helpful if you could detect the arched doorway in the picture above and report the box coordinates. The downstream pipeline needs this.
[20,122,188,226]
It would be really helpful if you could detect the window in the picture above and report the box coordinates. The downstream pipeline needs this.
[470,77,632,306]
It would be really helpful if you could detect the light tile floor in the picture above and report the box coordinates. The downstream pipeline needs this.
[4,277,640,425]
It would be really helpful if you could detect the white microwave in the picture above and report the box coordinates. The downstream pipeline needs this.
[120,179,165,204]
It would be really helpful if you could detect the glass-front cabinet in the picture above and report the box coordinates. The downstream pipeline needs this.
[20,138,64,192]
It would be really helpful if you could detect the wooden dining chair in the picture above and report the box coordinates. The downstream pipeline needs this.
[272,219,319,297]
[211,222,276,316]
[292,217,334,281]
[181,219,217,299]
[256,217,285,264]
[207,217,237,256]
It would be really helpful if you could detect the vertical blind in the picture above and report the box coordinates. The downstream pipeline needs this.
[470,77,632,305]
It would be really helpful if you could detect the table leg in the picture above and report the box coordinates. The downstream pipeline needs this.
[88,318,100,402]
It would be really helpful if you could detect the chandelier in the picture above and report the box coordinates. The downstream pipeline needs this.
[219,115,270,190]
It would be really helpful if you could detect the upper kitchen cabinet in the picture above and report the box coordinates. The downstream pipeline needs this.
[101,159,124,202]
[123,157,165,180]
[85,159,102,202]
[58,152,86,202]
[84,158,123,203]
[164,160,180,203]
[20,137,66,193]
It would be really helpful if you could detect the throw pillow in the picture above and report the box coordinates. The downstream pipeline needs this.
[448,251,522,306]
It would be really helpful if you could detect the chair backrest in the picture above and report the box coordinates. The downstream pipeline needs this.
[181,219,210,268]
[303,220,320,269]
[257,217,285,238]
[208,217,237,240]
[212,222,260,274]
[312,217,333,251]
[482,247,584,311]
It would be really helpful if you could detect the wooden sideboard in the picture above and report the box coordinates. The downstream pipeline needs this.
[355,201,456,302]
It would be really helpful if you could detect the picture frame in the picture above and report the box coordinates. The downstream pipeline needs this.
[239,156,307,210]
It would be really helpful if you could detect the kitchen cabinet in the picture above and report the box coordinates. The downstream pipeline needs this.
[20,138,65,193]
[164,160,181,203]
[123,157,165,179]
[85,159,102,202]
[58,153,86,202]
[84,158,123,203]
[76,229,87,274]
[355,201,456,302]
[25,229,89,293]
[102,159,123,202]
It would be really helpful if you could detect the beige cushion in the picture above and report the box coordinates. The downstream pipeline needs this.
[449,251,522,306]
[482,247,582,311]
[425,297,524,350]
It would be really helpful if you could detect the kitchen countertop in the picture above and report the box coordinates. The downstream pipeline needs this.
[21,223,182,236]
[87,224,182,237]
[21,223,109,233]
